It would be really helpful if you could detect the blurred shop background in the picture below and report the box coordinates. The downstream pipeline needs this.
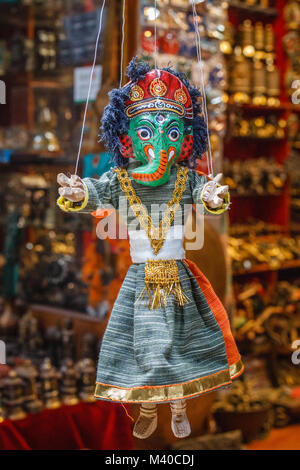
[0,0,300,451]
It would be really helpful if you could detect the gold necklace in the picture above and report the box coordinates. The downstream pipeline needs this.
[114,166,188,255]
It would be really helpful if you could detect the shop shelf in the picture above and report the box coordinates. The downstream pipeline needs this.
[228,1,278,18]
[227,103,288,113]
[0,151,76,167]
[233,259,300,277]
[230,191,284,198]
[229,135,286,142]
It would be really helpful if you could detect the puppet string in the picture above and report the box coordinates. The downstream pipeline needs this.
[121,403,135,422]
[74,0,106,176]
[191,0,214,178]
[191,1,213,176]
[119,0,126,88]
[154,0,158,70]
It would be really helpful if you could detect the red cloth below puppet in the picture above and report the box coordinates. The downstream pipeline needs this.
[0,401,133,450]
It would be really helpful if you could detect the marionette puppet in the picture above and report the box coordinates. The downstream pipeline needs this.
[57,59,243,439]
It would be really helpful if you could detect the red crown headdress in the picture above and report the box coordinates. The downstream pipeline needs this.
[125,70,193,120]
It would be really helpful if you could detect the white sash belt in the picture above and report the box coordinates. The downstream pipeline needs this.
[128,225,186,264]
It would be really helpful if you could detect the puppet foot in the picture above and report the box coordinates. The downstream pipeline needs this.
[170,400,191,439]
[133,403,157,439]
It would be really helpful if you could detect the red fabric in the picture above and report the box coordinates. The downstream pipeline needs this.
[185,259,241,371]
[0,401,133,450]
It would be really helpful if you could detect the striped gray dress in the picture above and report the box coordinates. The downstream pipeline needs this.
[72,164,243,403]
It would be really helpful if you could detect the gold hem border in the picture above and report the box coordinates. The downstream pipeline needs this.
[94,359,244,403]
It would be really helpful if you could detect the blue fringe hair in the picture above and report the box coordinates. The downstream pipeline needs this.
[99,57,208,168]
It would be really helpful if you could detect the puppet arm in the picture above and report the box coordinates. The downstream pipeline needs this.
[57,171,113,213]
[191,171,230,215]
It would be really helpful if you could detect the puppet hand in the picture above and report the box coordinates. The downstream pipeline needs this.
[57,173,86,202]
[202,173,229,209]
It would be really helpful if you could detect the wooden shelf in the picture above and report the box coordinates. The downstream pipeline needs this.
[227,103,288,113]
[228,102,300,113]
[0,151,76,167]
[233,259,300,277]
[30,303,103,323]
[0,68,74,87]
[281,103,300,113]
[229,1,278,18]
[230,135,285,142]
[0,14,60,29]
[0,148,100,167]
[230,191,284,198]
[30,303,107,359]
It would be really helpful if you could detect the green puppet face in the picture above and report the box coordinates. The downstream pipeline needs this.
[125,112,193,187]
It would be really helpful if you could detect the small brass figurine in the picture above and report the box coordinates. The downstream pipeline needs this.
[76,358,96,403]
[40,358,61,409]
[59,359,79,406]
[15,359,43,414]
[2,370,26,420]
[61,318,76,360]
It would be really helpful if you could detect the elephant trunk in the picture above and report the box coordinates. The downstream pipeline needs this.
[131,149,169,184]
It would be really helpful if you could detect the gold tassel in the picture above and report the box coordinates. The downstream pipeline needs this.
[136,259,190,310]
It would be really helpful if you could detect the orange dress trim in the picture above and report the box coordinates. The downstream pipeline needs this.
[184,259,241,368]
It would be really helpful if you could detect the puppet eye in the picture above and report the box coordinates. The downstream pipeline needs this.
[137,126,153,141]
[168,127,180,142]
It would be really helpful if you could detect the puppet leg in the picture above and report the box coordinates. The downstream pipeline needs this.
[133,403,158,439]
[170,399,191,438]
